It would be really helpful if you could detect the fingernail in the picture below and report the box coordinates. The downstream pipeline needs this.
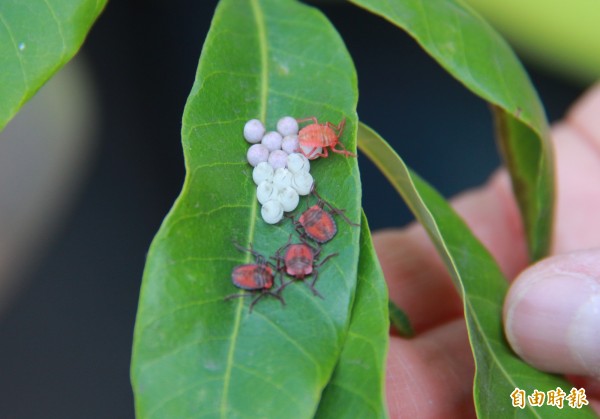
[569,292,600,378]
[504,273,600,378]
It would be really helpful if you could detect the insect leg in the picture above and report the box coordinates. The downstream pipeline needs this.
[336,117,346,134]
[248,293,268,313]
[298,148,313,159]
[307,270,324,299]
[314,252,338,269]
[296,116,319,125]
[330,207,359,227]
[272,234,293,266]
[264,290,286,306]
[291,216,311,241]
[314,147,329,158]
[233,241,266,262]
[224,292,253,302]
[311,192,359,227]
[325,118,346,136]
[330,141,356,157]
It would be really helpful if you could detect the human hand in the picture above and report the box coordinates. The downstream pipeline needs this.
[375,85,600,417]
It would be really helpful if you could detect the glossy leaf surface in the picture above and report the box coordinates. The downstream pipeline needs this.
[316,214,389,419]
[0,0,106,131]
[131,1,389,417]
[350,0,554,261]
[357,123,595,418]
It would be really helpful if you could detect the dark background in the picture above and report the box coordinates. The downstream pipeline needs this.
[0,1,583,418]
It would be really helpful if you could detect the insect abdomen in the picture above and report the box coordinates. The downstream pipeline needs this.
[232,264,273,290]
[299,125,335,147]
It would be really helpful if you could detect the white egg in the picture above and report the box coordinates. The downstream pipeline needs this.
[243,119,265,143]
[291,171,314,196]
[268,150,288,169]
[276,116,299,136]
[273,167,293,190]
[281,135,299,154]
[286,153,310,173]
[278,187,300,212]
[261,200,284,224]
[261,131,283,152]
[247,144,269,167]
[256,181,278,204]
[252,162,274,185]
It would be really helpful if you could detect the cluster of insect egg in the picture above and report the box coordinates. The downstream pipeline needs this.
[244,117,314,224]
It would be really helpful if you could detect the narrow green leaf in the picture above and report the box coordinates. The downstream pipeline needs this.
[131,0,365,417]
[0,0,106,131]
[492,107,553,260]
[349,0,554,261]
[357,123,595,418]
[316,213,389,419]
[388,300,413,338]
[464,0,600,83]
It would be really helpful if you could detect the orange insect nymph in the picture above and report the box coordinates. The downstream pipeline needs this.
[296,117,356,160]
[225,243,285,312]
[273,235,338,297]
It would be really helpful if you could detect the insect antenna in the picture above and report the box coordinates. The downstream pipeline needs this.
[310,187,360,227]
[232,241,268,264]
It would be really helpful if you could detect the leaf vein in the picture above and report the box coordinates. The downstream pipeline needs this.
[0,11,29,91]
[191,161,247,172]
[192,69,259,98]
[268,46,352,80]
[138,298,230,335]
[159,204,253,240]
[254,310,324,378]
[184,118,248,134]
[138,335,230,374]
[326,380,379,413]
[42,0,67,59]
[150,256,240,277]
[233,363,305,409]
[146,377,223,419]
[270,89,346,115]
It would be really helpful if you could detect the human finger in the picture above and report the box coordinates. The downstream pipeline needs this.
[554,83,600,254]
[376,84,600,334]
[373,169,528,333]
[386,318,475,418]
[503,249,600,379]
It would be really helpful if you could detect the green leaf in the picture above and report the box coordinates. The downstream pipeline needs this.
[349,0,554,261]
[316,213,389,419]
[388,300,413,338]
[357,123,595,418]
[0,0,106,131]
[464,0,600,83]
[131,0,372,417]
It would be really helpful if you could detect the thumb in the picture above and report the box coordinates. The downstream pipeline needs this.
[504,249,600,379]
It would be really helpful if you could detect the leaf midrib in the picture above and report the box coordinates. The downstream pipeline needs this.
[219,0,268,417]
